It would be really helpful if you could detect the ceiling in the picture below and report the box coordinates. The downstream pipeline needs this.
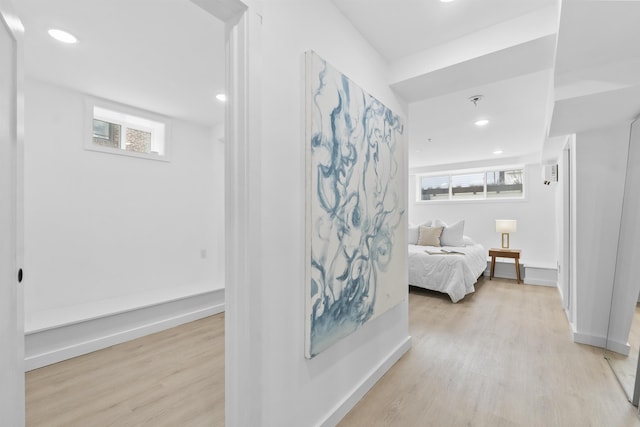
[333,0,559,170]
[549,0,640,137]
[332,0,557,62]
[16,0,226,128]
[16,0,640,166]
[334,0,640,170]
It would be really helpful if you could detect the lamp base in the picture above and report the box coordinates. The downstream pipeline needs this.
[501,233,510,249]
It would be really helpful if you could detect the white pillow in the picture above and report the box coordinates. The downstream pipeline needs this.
[408,225,419,245]
[462,235,475,246]
[432,219,446,228]
[440,220,465,247]
[421,219,433,227]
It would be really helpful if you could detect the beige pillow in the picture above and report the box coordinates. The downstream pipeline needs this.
[417,226,444,246]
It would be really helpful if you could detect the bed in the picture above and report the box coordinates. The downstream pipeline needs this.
[407,220,487,302]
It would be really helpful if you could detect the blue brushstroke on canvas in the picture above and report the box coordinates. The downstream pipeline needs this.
[308,53,404,357]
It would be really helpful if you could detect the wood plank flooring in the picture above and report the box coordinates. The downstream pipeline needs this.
[26,314,224,427]
[340,278,640,426]
[26,278,640,426]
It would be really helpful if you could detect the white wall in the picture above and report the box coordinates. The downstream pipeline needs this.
[408,163,557,266]
[606,118,640,353]
[241,1,411,425]
[571,123,630,347]
[23,79,223,326]
[554,139,572,316]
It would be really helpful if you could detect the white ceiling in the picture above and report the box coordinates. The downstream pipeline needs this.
[409,70,552,167]
[16,0,640,166]
[16,0,225,127]
[549,0,640,137]
[332,0,557,62]
[333,0,560,170]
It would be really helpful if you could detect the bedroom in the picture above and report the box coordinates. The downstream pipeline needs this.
[3,0,640,426]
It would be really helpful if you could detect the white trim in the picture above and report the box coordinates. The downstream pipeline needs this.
[483,260,523,281]
[216,1,258,426]
[571,329,631,357]
[523,264,558,287]
[570,328,630,355]
[414,196,528,206]
[572,330,606,348]
[415,163,526,177]
[25,288,224,371]
[317,337,412,427]
[0,0,25,424]
[605,339,631,356]
[415,165,526,203]
[524,278,557,287]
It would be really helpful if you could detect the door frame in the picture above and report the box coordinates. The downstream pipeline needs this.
[2,0,255,424]
[190,0,258,425]
[0,0,24,424]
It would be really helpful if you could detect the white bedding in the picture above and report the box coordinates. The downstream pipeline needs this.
[408,243,487,303]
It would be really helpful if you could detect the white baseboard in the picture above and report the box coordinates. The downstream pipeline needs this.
[483,261,558,287]
[523,264,557,287]
[318,336,412,427]
[573,330,606,348]
[483,261,521,281]
[571,330,630,355]
[25,288,224,371]
[524,278,557,287]
[605,339,631,356]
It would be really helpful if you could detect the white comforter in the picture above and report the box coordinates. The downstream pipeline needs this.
[408,243,487,303]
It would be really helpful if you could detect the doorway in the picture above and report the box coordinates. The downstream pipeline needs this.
[3,0,251,424]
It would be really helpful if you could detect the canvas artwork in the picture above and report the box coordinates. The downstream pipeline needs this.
[305,51,405,358]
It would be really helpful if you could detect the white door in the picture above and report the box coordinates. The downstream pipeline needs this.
[0,0,24,425]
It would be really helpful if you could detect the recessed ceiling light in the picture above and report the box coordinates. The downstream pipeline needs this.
[48,29,78,44]
[475,119,490,127]
[493,150,503,155]
[216,93,227,102]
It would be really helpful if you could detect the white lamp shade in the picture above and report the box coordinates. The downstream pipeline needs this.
[496,219,517,233]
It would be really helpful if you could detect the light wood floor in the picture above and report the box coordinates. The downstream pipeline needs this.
[340,278,640,426]
[26,314,225,427]
[26,279,640,426]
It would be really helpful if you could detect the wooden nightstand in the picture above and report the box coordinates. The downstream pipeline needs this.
[489,248,522,284]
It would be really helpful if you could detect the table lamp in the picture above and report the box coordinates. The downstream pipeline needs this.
[496,219,517,249]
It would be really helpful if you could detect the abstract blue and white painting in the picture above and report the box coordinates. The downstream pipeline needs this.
[305,51,405,358]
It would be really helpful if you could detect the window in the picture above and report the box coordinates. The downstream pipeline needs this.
[451,173,484,200]
[86,98,169,161]
[419,175,450,200]
[418,167,525,202]
[486,169,523,198]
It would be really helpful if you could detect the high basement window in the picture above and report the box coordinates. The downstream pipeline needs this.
[417,167,524,202]
[86,98,169,161]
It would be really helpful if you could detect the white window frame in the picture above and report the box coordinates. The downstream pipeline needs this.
[416,165,526,203]
[84,96,171,162]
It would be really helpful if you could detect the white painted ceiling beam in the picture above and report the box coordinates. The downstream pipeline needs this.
[389,5,558,87]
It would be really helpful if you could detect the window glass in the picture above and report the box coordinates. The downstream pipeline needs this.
[451,173,484,199]
[420,175,449,200]
[125,127,152,153]
[486,169,523,198]
[87,102,168,160]
[417,167,525,202]
[92,119,121,149]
